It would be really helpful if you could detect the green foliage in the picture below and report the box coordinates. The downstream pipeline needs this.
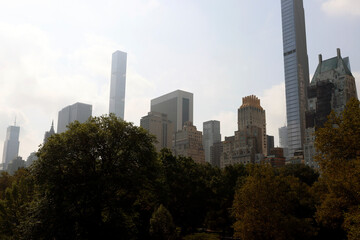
[27,115,161,239]
[0,168,35,239]
[233,164,316,240]
[314,98,360,239]
[183,232,219,240]
[149,204,177,240]
[279,163,319,186]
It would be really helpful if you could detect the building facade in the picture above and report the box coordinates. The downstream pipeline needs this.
[281,0,310,157]
[173,121,205,164]
[266,135,274,156]
[57,102,92,133]
[2,125,20,169]
[220,95,267,168]
[151,90,193,133]
[109,50,127,119]
[43,121,55,144]
[203,120,221,164]
[140,112,173,152]
[304,49,358,167]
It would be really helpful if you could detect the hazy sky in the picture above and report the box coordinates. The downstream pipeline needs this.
[0,0,360,160]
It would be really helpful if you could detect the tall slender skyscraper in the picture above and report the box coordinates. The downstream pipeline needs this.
[203,120,221,164]
[2,125,20,169]
[281,0,310,157]
[109,50,127,119]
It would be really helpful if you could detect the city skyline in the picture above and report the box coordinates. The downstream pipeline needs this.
[0,0,359,159]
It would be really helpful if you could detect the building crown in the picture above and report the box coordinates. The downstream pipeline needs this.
[240,95,263,110]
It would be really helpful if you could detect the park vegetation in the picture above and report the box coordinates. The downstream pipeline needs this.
[0,98,359,240]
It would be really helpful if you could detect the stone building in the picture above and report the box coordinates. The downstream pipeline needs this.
[140,112,173,152]
[304,49,357,167]
[220,95,267,168]
[173,121,205,164]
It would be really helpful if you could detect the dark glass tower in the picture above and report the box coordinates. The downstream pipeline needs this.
[281,0,309,157]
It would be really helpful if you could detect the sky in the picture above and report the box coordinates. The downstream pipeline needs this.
[0,0,360,160]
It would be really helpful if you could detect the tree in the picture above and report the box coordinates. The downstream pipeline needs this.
[233,164,316,240]
[27,115,161,240]
[0,168,34,239]
[149,204,177,240]
[314,98,360,240]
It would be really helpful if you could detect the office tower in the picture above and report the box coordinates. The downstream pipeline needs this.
[151,90,193,133]
[173,122,205,164]
[220,95,267,168]
[203,120,221,164]
[43,121,55,144]
[109,50,127,119]
[238,95,267,155]
[210,142,223,168]
[26,152,38,167]
[266,135,274,156]
[281,0,310,157]
[2,125,20,169]
[7,156,25,175]
[140,112,173,152]
[304,49,357,167]
[278,126,289,158]
[57,102,92,133]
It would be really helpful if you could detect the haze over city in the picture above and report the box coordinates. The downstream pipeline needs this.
[0,0,360,160]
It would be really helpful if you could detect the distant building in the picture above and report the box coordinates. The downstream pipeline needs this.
[281,0,310,158]
[26,152,38,167]
[2,125,20,169]
[151,90,193,133]
[109,50,127,119]
[278,126,289,158]
[210,141,223,168]
[173,121,205,164]
[264,147,286,168]
[220,95,267,168]
[43,121,55,144]
[140,112,173,152]
[7,156,25,175]
[57,102,92,133]
[203,120,221,164]
[266,135,274,156]
[304,49,358,168]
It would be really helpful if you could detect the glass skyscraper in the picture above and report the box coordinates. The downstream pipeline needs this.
[281,0,309,157]
[2,125,20,169]
[109,50,127,119]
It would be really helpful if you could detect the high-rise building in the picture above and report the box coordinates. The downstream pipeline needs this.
[2,125,20,169]
[43,121,55,144]
[266,135,274,156]
[109,50,127,119]
[203,120,221,164]
[151,90,193,133]
[220,95,267,168]
[278,125,289,158]
[57,102,92,133]
[304,49,358,167]
[173,121,205,164]
[281,0,310,157]
[210,141,223,168]
[140,112,173,152]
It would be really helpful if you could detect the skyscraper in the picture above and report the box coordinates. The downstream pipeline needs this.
[203,120,221,164]
[2,125,20,169]
[109,50,127,119]
[43,121,55,144]
[173,121,205,164]
[57,102,92,133]
[151,90,193,133]
[304,49,357,167]
[220,95,267,168]
[140,112,173,152]
[281,0,310,157]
